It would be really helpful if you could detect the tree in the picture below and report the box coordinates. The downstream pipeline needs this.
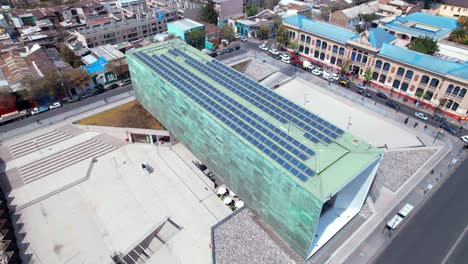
[246,3,259,17]
[220,24,235,41]
[185,29,205,50]
[408,36,439,55]
[65,68,89,91]
[200,1,218,24]
[275,24,289,49]
[288,40,299,51]
[415,91,423,100]
[43,71,67,98]
[257,26,270,40]
[363,68,372,84]
[339,59,352,75]
[448,27,467,44]
[59,45,84,68]
[355,25,365,33]
[459,16,468,28]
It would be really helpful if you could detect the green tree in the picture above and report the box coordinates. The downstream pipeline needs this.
[448,27,467,44]
[65,68,89,90]
[364,68,372,84]
[415,91,423,100]
[185,29,206,50]
[220,24,235,41]
[200,1,218,24]
[288,40,299,51]
[339,58,352,75]
[59,45,83,68]
[246,3,259,17]
[275,24,289,49]
[257,25,270,40]
[355,25,365,33]
[408,36,439,55]
[459,16,468,28]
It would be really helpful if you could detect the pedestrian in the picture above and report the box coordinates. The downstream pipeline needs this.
[413,122,419,128]
[424,125,427,130]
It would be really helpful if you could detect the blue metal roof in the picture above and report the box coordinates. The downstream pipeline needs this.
[283,15,358,44]
[383,12,458,40]
[82,56,108,74]
[367,27,396,48]
[378,43,468,80]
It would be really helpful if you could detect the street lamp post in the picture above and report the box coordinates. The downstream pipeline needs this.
[346,116,352,130]
[433,129,443,144]
[33,140,42,154]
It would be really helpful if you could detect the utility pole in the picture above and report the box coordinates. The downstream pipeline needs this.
[346,116,352,130]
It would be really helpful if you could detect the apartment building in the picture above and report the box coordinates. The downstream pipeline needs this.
[72,8,176,47]
[438,0,468,18]
[283,15,468,120]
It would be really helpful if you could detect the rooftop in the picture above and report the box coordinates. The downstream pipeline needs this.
[128,39,381,201]
[367,27,397,48]
[283,15,359,44]
[167,18,204,31]
[90,44,126,61]
[444,0,468,8]
[383,12,458,40]
[378,43,468,80]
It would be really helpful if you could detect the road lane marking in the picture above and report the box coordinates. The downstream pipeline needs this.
[441,224,468,264]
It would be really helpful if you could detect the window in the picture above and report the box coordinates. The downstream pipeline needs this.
[425,91,433,100]
[337,58,343,66]
[320,52,325,60]
[452,102,459,111]
[322,41,327,49]
[430,78,439,87]
[397,67,405,76]
[379,75,386,83]
[339,47,345,55]
[446,100,453,109]
[421,75,430,84]
[383,62,390,71]
[446,84,454,93]
[304,47,310,54]
[392,80,401,88]
[306,36,311,43]
[351,52,356,61]
[331,56,336,64]
[299,45,304,52]
[401,82,409,91]
[357,54,362,62]
[316,39,321,47]
[301,34,305,41]
[314,50,319,58]
[362,55,368,64]
[375,60,382,68]
[372,72,379,80]
[332,45,338,53]
[405,70,413,79]
[453,86,460,95]
[459,88,467,98]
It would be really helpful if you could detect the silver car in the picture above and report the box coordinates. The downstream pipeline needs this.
[414,112,428,120]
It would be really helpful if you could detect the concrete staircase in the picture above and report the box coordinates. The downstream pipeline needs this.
[8,130,72,159]
[18,139,116,185]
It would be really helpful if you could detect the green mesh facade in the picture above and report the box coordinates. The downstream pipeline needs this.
[127,39,381,258]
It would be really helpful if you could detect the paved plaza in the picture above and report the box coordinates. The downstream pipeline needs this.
[0,124,231,264]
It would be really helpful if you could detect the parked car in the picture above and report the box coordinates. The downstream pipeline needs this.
[339,80,350,88]
[440,123,457,135]
[330,73,339,81]
[119,79,132,87]
[235,33,240,39]
[356,83,366,90]
[269,48,279,55]
[385,100,400,110]
[106,83,119,90]
[281,57,291,64]
[259,44,268,51]
[461,135,468,144]
[311,69,322,76]
[414,112,428,120]
[233,45,240,50]
[221,39,229,45]
[358,89,372,97]
[280,53,290,60]
[433,113,446,123]
[81,92,93,99]
[49,102,62,109]
[240,37,247,42]
[67,96,80,103]
[209,52,217,57]
[31,106,49,115]
[376,92,388,99]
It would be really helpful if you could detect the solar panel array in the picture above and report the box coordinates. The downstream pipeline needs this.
[132,47,344,182]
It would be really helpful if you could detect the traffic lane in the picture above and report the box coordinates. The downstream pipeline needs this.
[372,160,468,264]
[1,85,133,130]
[444,230,468,264]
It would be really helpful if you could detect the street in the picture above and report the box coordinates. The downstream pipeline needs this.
[372,158,468,264]
[0,85,132,131]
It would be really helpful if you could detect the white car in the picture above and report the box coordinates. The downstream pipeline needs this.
[240,37,247,42]
[281,57,291,64]
[221,39,229,45]
[259,44,268,51]
[49,102,62,109]
[414,112,428,120]
[461,135,468,144]
[280,53,290,60]
[269,49,279,55]
[311,69,322,76]
[356,83,366,90]
[330,73,339,81]
[235,34,240,39]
